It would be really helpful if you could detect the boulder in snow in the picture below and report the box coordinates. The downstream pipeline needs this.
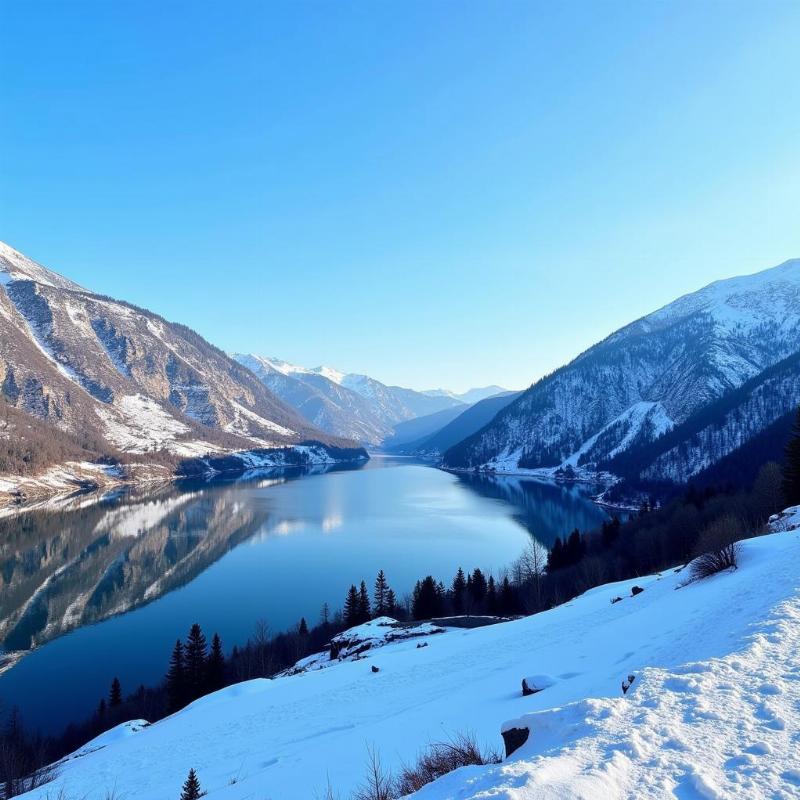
[522,674,556,696]
[631,585,644,596]
[622,673,636,694]
[501,726,529,758]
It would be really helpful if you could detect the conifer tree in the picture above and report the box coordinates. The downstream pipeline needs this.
[320,602,330,626]
[548,537,564,571]
[109,676,122,707]
[344,584,360,626]
[412,576,444,620]
[486,575,498,615]
[357,580,371,623]
[298,617,309,636]
[373,570,390,615]
[185,624,208,701]
[499,576,516,615]
[166,639,186,712]
[96,698,106,722]
[451,567,466,613]
[206,633,225,692]
[385,588,397,616]
[471,568,488,605]
[180,767,203,800]
[784,407,800,505]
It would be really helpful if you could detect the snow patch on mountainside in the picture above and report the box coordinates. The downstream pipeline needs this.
[21,517,800,800]
[564,401,673,468]
[96,394,191,452]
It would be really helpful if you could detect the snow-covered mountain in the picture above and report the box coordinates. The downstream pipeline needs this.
[424,385,511,404]
[19,513,800,799]
[0,242,362,486]
[233,354,466,445]
[444,259,800,480]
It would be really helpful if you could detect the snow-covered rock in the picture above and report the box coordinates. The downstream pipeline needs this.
[19,523,800,800]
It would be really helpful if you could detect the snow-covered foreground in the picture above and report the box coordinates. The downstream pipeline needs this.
[22,520,800,800]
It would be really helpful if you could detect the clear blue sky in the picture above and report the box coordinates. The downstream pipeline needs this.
[2,1,799,392]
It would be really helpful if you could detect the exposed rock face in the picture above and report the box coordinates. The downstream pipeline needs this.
[501,726,529,758]
[0,241,363,473]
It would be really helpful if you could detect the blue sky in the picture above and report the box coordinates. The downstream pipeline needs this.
[2,1,799,392]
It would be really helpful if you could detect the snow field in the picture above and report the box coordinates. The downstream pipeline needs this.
[18,517,800,800]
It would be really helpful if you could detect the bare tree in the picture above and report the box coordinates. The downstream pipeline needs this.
[352,745,395,800]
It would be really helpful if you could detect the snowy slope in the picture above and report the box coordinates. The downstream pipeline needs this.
[444,259,800,479]
[22,519,800,799]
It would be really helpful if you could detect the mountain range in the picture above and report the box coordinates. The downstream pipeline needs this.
[232,353,510,446]
[3,239,799,506]
[443,258,800,491]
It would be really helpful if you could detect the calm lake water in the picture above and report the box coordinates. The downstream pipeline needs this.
[0,457,611,733]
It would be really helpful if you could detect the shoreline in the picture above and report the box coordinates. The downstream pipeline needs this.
[0,447,369,519]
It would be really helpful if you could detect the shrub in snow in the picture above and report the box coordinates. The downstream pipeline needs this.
[395,732,501,794]
[631,585,644,596]
[352,745,395,800]
[690,514,743,580]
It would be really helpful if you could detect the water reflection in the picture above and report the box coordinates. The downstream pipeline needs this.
[0,459,610,732]
[454,472,614,547]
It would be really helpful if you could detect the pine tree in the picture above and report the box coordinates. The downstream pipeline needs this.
[499,576,516,615]
[206,633,225,692]
[344,584,360,626]
[412,576,444,620]
[109,676,122,707]
[548,537,564,571]
[565,529,585,566]
[471,568,487,605]
[784,407,800,505]
[357,580,371,623]
[373,570,390,616]
[385,588,397,616]
[451,567,466,613]
[486,575,498,614]
[298,617,309,636]
[96,698,107,722]
[180,767,203,800]
[185,624,208,701]
[320,602,330,626]
[166,639,186,712]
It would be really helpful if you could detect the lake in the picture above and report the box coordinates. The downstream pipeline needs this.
[0,456,611,733]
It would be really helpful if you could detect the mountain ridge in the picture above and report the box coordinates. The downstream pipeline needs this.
[443,258,800,484]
